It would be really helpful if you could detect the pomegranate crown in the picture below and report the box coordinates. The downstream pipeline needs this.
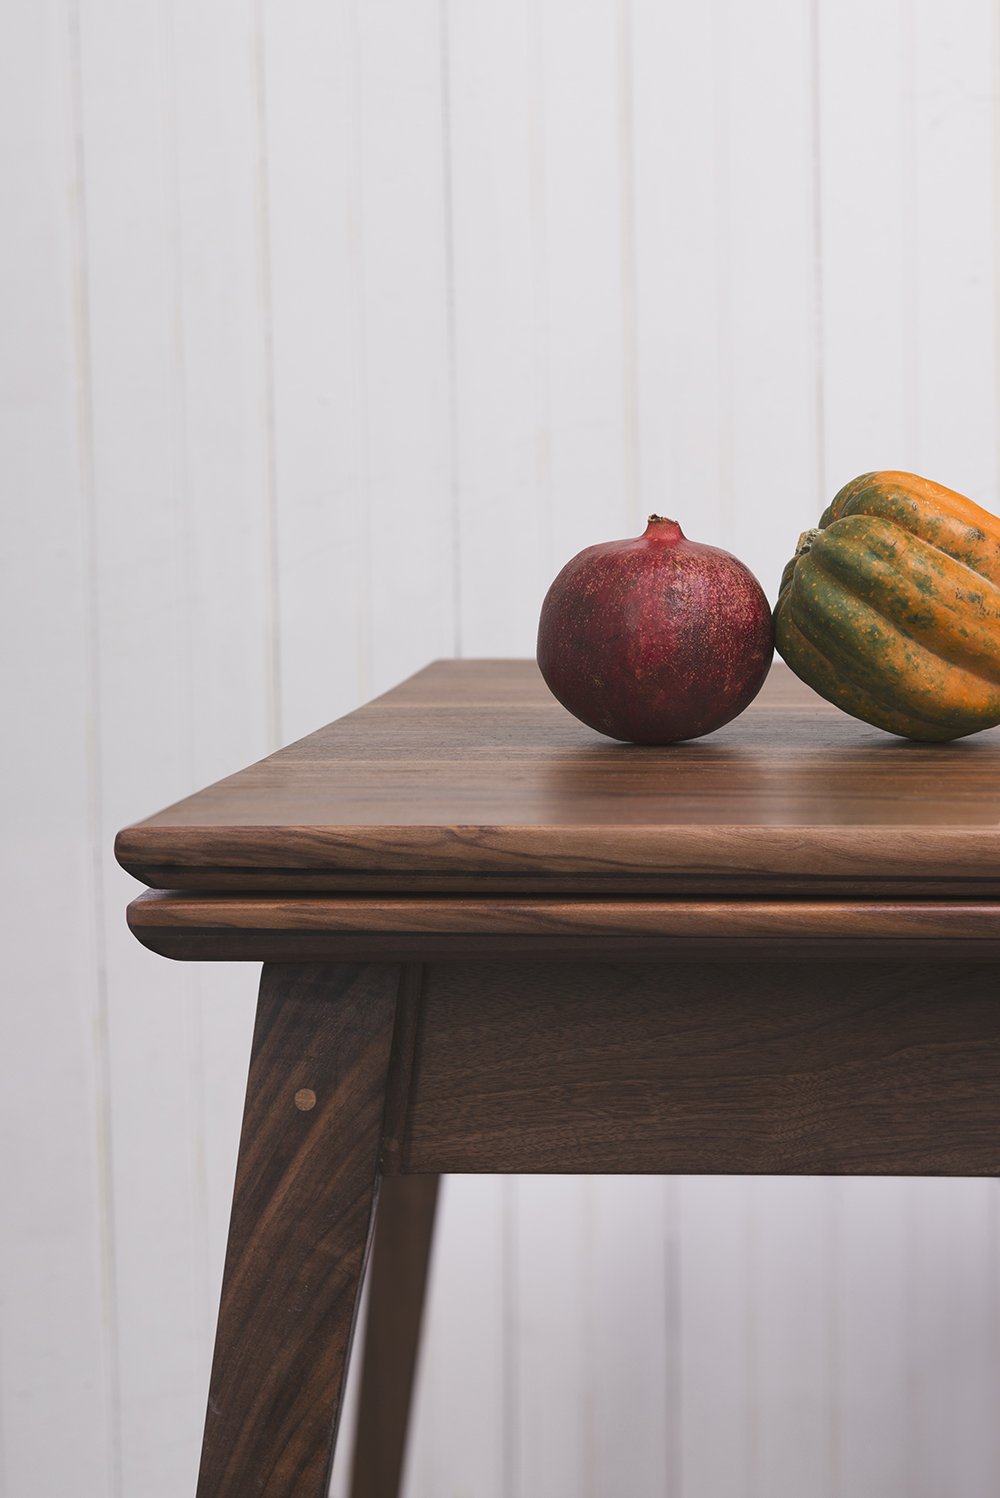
[643,514,684,542]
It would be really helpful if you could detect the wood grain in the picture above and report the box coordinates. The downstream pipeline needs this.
[399,959,1000,1176]
[126,890,1000,964]
[115,660,1000,898]
[196,963,400,1498]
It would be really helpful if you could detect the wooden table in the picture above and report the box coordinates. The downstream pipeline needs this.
[117,659,1000,1498]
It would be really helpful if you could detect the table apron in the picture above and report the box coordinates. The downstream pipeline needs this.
[391,956,1000,1177]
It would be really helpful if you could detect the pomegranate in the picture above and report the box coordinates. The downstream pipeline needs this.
[536,516,773,743]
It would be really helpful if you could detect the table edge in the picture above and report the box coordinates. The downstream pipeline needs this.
[126,889,1000,963]
[115,823,1000,898]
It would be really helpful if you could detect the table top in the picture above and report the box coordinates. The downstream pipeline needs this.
[116,659,1000,899]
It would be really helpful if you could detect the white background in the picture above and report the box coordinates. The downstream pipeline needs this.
[5,0,1000,1494]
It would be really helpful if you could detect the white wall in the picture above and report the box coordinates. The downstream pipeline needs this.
[4,1,1000,1494]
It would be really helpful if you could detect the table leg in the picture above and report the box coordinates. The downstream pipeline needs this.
[195,962,402,1498]
[349,1173,440,1498]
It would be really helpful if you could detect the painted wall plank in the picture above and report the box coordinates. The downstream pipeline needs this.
[751,1177,837,1498]
[836,1179,909,1496]
[171,0,275,789]
[679,1176,755,1498]
[720,0,820,600]
[0,3,114,1493]
[513,1176,591,1498]
[262,0,371,743]
[632,0,727,546]
[404,1177,507,1498]
[818,0,909,490]
[358,0,457,693]
[74,2,263,1486]
[588,1177,672,1496]
[446,0,552,655]
[904,1181,998,1497]
[911,0,997,500]
[539,0,635,565]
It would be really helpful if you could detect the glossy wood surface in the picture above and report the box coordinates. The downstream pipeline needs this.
[115,661,1000,898]
[399,960,1000,1176]
[195,964,400,1498]
[127,889,1000,964]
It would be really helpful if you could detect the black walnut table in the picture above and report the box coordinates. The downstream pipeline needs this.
[116,660,1000,1498]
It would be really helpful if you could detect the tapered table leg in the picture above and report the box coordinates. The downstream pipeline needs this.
[349,1174,440,1498]
[196,963,402,1498]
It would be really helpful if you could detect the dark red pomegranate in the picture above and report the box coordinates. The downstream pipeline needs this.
[536,516,774,743]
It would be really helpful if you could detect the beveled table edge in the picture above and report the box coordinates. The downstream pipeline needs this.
[115,823,1000,899]
[126,889,1000,963]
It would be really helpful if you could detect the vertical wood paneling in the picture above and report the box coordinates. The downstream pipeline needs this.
[905,1181,998,1498]
[514,1176,591,1498]
[588,1177,671,1496]
[404,1177,506,1498]
[631,1,727,545]
[359,0,456,692]
[0,3,114,1493]
[719,0,821,600]
[76,0,208,1489]
[751,1177,837,1497]
[538,0,635,565]
[170,0,275,791]
[445,0,551,655]
[678,1177,756,1498]
[837,1179,909,1495]
[77,1,274,1492]
[818,0,909,489]
[262,0,370,744]
[911,0,997,500]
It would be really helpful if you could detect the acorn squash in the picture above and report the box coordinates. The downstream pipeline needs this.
[774,471,1000,740]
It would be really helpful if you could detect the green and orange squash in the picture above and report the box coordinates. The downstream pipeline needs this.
[774,471,1000,741]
